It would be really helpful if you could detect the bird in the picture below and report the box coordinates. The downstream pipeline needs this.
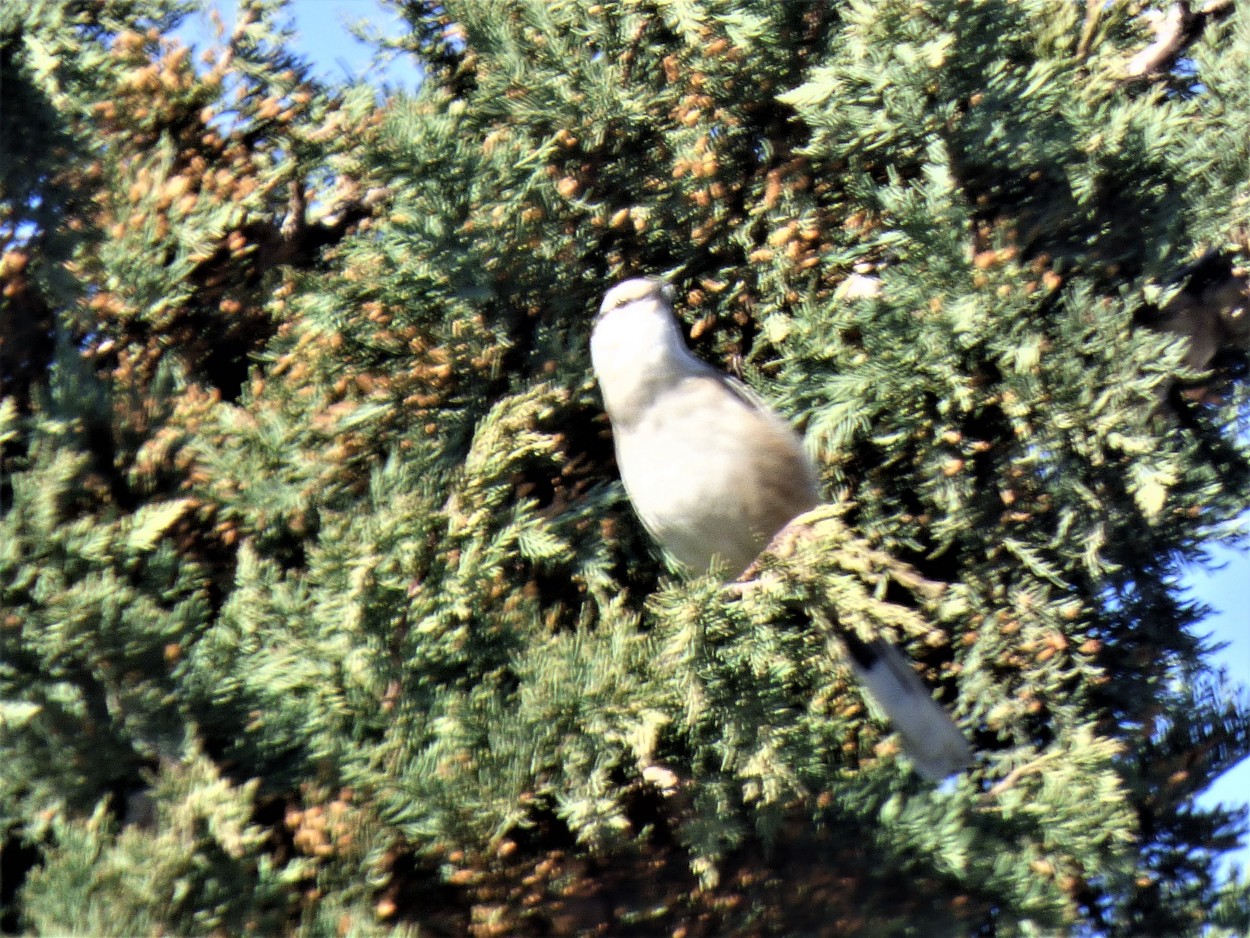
[590,276,971,780]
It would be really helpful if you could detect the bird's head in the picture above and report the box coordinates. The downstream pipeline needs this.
[590,277,698,424]
[596,276,675,323]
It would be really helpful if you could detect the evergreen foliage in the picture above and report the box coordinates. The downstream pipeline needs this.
[2,0,1249,934]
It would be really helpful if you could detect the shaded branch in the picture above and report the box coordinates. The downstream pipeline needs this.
[1136,252,1250,382]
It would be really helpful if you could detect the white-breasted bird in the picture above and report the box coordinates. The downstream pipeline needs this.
[590,276,971,780]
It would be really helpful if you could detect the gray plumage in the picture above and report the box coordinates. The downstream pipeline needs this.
[590,277,970,780]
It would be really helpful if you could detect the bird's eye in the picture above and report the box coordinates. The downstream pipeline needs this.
[607,293,634,312]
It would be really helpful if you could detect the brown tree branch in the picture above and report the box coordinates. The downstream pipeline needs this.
[1124,1,1236,79]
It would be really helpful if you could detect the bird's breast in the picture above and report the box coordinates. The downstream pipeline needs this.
[612,375,819,575]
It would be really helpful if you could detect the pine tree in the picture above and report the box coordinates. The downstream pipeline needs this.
[2,1,1249,935]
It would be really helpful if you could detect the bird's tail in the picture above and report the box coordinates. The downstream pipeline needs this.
[842,635,971,781]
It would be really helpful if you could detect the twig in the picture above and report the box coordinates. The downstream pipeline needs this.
[982,752,1061,800]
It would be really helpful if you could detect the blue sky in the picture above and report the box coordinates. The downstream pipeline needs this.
[176,0,421,89]
[176,0,1249,874]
